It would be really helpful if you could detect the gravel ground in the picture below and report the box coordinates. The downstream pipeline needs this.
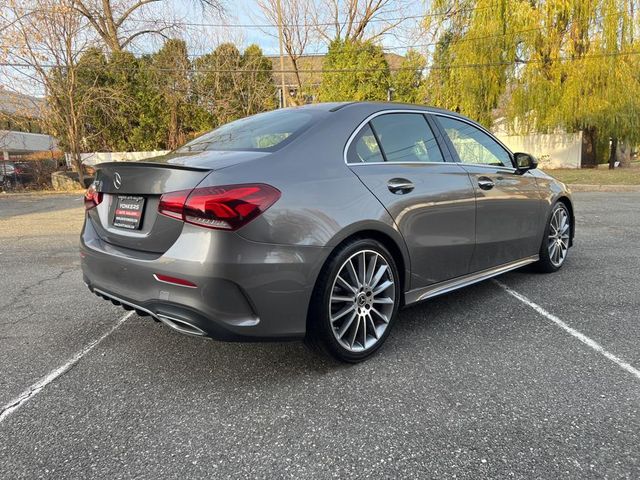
[0,192,638,479]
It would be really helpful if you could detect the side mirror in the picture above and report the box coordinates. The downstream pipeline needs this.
[514,152,538,172]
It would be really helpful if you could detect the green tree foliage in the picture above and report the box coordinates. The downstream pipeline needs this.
[69,40,275,152]
[507,0,640,166]
[391,50,425,103]
[148,39,196,150]
[318,39,391,101]
[77,48,147,152]
[425,0,640,166]
[424,0,524,127]
[194,43,276,127]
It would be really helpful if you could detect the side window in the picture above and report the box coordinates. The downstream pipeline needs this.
[370,113,444,163]
[437,116,512,168]
[347,124,384,163]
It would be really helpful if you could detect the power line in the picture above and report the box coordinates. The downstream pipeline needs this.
[5,3,496,29]
[8,7,632,59]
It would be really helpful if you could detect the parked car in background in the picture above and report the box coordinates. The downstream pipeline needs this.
[0,161,35,189]
[81,102,574,362]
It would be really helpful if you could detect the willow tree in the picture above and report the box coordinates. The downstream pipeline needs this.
[507,0,640,167]
[424,0,640,166]
[423,0,527,127]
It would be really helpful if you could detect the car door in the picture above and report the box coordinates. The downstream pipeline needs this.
[346,111,476,290]
[432,114,544,272]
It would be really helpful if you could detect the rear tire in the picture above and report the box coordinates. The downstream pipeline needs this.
[534,202,571,273]
[306,238,400,363]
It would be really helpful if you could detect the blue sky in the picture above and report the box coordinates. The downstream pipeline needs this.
[2,0,428,97]
[142,0,427,57]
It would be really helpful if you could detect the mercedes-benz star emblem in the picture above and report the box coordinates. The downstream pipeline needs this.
[113,172,122,189]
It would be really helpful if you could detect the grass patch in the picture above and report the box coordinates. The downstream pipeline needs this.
[543,164,640,185]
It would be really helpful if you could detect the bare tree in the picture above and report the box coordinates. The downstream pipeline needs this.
[256,0,315,104]
[1,0,122,185]
[314,0,405,42]
[72,0,224,53]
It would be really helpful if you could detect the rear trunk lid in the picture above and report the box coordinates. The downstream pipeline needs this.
[88,150,269,253]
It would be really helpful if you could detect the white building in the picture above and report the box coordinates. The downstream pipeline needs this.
[0,90,58,160]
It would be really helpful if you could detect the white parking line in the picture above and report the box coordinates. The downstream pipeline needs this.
[494,280,640,381]
[0,311,133,424]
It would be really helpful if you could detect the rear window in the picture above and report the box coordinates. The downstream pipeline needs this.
[176,109,316,153]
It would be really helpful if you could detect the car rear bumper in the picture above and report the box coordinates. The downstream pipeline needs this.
[80,218,329,341]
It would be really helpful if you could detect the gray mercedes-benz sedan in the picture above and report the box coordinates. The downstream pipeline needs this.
[81,102,574,362]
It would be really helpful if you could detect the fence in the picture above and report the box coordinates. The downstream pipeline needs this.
[492,119,583,169]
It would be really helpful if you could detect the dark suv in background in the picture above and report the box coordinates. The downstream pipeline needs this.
[0,162,35,189]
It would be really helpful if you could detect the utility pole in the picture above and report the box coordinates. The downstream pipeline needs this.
[276,0,287,108]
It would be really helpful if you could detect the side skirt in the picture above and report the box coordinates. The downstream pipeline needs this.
[404,255,539,305]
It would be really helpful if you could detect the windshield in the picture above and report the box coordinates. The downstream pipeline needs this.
[176,109,317,153]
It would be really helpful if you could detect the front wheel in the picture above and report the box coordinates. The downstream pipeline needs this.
[307,239,400,363]
[534,202,571,273]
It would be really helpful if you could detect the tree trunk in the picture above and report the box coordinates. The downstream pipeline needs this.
[168,101,178,150]
[581,127,598,168]
[66,122,85,187]
[617,140,632,168]
[75,153,85,187]
[292,56,303,104]
[608,137,617,170]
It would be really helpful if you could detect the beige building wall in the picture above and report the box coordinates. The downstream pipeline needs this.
[495,131,582,169]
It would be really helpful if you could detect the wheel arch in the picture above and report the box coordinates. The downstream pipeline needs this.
[305,226,409,342]
[324,223,410,294]
[556,195,575,246]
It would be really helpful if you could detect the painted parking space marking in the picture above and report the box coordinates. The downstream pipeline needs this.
[494,280,640,381]
[0,311,133,424]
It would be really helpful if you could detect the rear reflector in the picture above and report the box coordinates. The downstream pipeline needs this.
[153,274,197,288]
[84,183,103,210]
[158,183,281,231]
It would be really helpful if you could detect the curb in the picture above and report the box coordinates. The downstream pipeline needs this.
[568,184,640,192]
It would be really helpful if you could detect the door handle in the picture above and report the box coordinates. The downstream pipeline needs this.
[387,178,414,194]
[477,176,495,190]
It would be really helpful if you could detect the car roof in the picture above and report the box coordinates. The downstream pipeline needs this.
[294,101,477,124]
[341,101,473,118]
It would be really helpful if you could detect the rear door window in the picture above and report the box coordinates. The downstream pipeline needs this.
[370,113,444,163]
[437,116,512,167]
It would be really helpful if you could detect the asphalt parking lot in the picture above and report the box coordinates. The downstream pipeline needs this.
[0,192,638,479]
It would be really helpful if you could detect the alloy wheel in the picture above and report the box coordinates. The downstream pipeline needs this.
[329,249,396,352]
[548,206,570,267]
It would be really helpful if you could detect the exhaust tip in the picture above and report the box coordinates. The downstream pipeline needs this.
[156,314,206,337]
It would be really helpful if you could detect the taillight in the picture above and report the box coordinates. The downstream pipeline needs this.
[84,183,103,210]
[157,189,190,220]
[158,184,280,231]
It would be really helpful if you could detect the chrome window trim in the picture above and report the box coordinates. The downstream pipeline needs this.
[343,109,451,166]
[348,161,450,166]
[432,112,516,169]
